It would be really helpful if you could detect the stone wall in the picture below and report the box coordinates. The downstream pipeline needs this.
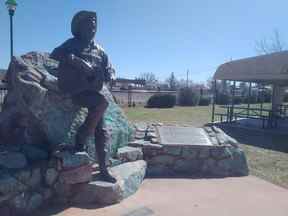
[129,124,249,177]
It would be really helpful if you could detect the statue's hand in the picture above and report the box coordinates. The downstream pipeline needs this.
[68,54,94,76]
[104,66,115,82]
[79,59,94,75]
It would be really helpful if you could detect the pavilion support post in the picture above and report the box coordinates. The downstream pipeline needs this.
[272,84,285,113]
[230,81,236,122]
[247,82,252,117]
[211,80,217,123]
[260,85,264,116]
[271,84,285,128]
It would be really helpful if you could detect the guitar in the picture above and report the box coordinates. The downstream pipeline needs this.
[57,57,105,95]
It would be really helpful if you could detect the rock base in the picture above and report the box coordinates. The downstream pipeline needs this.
[70,160,147,205]
[0,151,94,215]
[0,52,135,215]
[130,123,249,177]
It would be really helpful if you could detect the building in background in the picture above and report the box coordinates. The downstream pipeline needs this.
[112,78,146,90]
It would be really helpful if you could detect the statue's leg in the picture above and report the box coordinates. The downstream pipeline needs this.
[74,92,108,152]
[74,124,89,152]
[95,118,116,183]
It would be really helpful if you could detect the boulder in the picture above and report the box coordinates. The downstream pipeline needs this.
[117,146,143,162]
[0,152,27,169]
[54,151,92,169]
[45,168,58,186]
[27,193,43,212]
[9,192,43,214]
[151,138,160,144]
[0,173,27,199]
[145,132,158,139]
[128,140,163,151]
[71,180,122,205]
[71,160,147,205]
[59,164,93,185]
[12,168,42,189]
[22,145,49,162]
[26,168,42,188]
[1,52,133,162]
[111,160,146,199]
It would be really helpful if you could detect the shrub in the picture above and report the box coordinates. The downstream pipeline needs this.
[215,92,230,105]
[146,94,176,108]
[198,96,211,106]
[178,88,200,106]
[284,92,288,102]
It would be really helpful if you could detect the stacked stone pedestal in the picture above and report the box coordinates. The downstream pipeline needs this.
[0,151,147,215]
[71,160,146,206]
[129,124,249,178]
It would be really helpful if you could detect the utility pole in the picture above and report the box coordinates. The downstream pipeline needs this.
[186,69,189,88]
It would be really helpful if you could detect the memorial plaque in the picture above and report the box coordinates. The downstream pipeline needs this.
[157,126,212,146]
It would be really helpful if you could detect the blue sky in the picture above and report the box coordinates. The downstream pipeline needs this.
[0,0,288,83]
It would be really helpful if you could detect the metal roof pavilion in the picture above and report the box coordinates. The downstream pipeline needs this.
[214,51,288,85]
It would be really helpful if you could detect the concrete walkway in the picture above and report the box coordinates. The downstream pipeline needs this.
[42,176,288,216]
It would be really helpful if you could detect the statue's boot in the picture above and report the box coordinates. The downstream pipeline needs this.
[95,124,117,183]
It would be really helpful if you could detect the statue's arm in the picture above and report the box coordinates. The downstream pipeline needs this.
[102,51,115,82]
[50,40,93,75]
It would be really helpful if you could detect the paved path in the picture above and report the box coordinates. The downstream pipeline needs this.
[42,176,288,216]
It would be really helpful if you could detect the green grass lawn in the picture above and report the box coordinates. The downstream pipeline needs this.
[124,105,288,189]
[123,105,213,127]
[124,103,274,125]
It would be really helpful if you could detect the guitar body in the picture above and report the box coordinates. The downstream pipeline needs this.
[57,62,104,95]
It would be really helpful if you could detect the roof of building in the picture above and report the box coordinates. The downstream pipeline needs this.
[214,51,288,85]
[116,78,145,85]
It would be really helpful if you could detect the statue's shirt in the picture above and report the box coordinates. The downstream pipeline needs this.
[51,37,109,72]
[50,38,112,96]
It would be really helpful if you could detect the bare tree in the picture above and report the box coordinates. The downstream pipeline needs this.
[206,77,214,91]
[138,72,158,87]
[166,72,178,90]
[255,29,286,54]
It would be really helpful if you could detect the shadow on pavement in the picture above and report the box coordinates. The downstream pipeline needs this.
[34,203,106,216]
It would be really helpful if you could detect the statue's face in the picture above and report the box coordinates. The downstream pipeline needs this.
[78,16,97,42]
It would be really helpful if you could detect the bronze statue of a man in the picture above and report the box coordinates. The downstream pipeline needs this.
[50,11,116,183]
